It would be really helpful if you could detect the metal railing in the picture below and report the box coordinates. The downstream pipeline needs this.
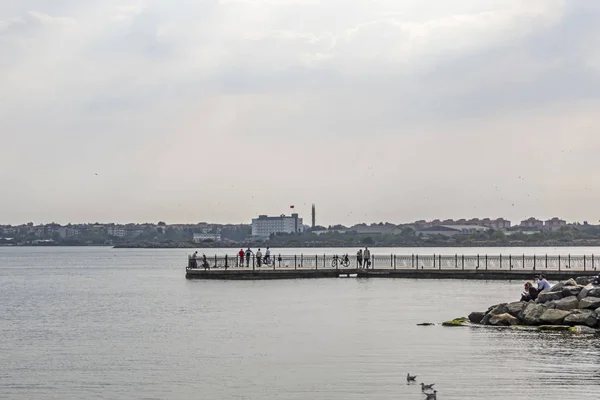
[186,253,599,272]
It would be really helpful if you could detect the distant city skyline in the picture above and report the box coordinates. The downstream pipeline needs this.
[2,2,600,226]
[0,213,591,228]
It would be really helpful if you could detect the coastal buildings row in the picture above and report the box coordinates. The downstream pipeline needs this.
[0,215,575,243]
[412,217,567,231]
[413,218,511,230]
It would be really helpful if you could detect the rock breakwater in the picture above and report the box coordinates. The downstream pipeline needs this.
[445,276,600,334]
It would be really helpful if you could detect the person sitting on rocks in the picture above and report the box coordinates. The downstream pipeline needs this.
[520,282,538,302]
[537,274,551,292]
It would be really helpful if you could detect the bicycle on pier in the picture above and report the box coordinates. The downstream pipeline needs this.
[331,254,350,268]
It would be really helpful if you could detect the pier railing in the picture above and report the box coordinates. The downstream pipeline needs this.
[187,253,600,272]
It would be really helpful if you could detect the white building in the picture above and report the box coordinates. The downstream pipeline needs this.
[252,213,304,238]
[107,226,126,237]
[417,225,489,237]
[193,233,222,242]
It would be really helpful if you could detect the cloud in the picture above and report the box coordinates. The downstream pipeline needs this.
[1,0,600,225]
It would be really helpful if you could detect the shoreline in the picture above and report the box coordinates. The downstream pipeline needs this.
[4,242,600,249]
[117,242,600,249]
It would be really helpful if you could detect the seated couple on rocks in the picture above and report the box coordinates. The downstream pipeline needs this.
[520,275,552,302]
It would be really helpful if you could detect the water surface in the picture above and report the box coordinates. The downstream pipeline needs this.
[1,247,599,399]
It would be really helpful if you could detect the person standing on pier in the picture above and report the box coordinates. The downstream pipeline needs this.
[190,251,198,268]
[256,248,263,267]
[357,249,363,268]
[364,247,371,269]
[245,248,253,267]
[265,247,271,265]
[238,249,245,267]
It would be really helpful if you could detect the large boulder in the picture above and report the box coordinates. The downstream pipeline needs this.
[579,296,600,310]
[481,303,509,325]
[537,291,562,304]
[468,312,486,324]
[578,285,593,300]
[506,302,528,317]
[549,296,580,311]
[489,313,519,326]
[540,309,572,325]
[564,310,597,327]
[521,303,548,325]
[587,288,600,298]
[550,278,577,292]
[562,286,583,298]
[576,276,595,286]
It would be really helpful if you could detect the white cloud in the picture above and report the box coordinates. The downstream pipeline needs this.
[0,0,599,225]
[27,10,77,26]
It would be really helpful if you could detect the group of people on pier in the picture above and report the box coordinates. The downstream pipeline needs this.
[189,251,208,269]
[237,247,274,267]
[356,247,371,269]
[188,247,376,269]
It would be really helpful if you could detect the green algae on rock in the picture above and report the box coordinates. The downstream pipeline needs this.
[442,317,469,327]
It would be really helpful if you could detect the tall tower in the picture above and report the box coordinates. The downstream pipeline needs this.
[311,204,316,229]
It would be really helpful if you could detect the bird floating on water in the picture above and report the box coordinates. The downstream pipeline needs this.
[424,390,437,399]
[407,373,417,382]
[421,383,435,392]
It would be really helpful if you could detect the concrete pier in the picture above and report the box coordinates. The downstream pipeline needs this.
[185,253,599,280]
[185,267,595,281]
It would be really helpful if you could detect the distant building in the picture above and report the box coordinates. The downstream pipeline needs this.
[417,225,489,237]
[57,227,79,239]
[520,218,544,229]
[545,217,567,231]
[491,218,511,230]
[107,226,126,237]
[193,233,222,242]
[413,217,510,230]
[126,228,145,238]
[349,223,400,235]
[2,226,17,235]
[252,214,304,238]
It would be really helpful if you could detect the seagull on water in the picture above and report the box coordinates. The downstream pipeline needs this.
[421,383,435,392]
[407,373,417,382]
[424,390,437,399]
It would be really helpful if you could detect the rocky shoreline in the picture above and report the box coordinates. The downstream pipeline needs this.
[443,276,600,334]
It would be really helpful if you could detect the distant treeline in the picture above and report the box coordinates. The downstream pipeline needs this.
[113,225,600,248]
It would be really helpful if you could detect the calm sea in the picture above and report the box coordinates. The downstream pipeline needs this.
[1,246,600,400]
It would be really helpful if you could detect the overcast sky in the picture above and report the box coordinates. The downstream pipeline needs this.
[1,0,599,226]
